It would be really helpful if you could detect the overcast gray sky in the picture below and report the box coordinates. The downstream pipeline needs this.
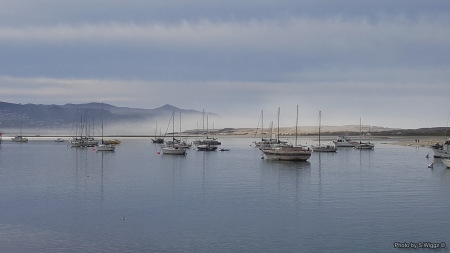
[1,0,449,129]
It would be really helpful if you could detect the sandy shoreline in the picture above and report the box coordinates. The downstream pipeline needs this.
[384,136,448,147]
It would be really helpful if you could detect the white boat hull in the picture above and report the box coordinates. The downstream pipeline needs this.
[432,148,450,158]
[442,158,450,168]
[162,147,186,155]
[96,144,115,151]
[353,142,375,150]
[11,136,28,142]
[262,147,312,161]
[69,141,84,147]
[312,145,338,152]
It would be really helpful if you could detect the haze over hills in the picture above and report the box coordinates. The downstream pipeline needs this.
[0,101,218,135]
[0,101,448,137]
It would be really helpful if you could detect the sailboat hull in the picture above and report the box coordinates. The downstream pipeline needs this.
[442,158,450,168]
[11,136,28,142]
[312,145,338,152]
[96,144,115,151]
[353,143,375,149]
[162,147,186,155]
[262,147,311,161]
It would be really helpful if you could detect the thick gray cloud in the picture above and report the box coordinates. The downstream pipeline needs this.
[1,0,450,25]
[0,1,449,129]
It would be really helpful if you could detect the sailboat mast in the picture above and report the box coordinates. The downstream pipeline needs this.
[295,105,298,147]
[101,103,104,142]
[172,111,175,141]
[75,112,78,138]
[81,115,84,138]
[270,121,273,140]
[180,112,182,140]
[359,117,362,144]
[262,110,264,141]
[85,109,88,138]
[277,107,280,143]
[445,111,450,137]
[319,111,322,146]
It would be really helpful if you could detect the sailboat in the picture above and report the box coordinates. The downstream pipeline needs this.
[261,106,312,161]
[96,103,115,151]
[54,130,64,142]
[312,111,338,152]
[162,111,187,155]
[353,118,375,150]
[11,121,28,142]
[193,110,220,150]
[196,115,218,151]
[69,110,98,147]
[176,112,192,149]
[151,121,165,144]
[253,110,279,148]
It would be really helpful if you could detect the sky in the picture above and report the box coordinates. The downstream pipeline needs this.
[1,0,450,129]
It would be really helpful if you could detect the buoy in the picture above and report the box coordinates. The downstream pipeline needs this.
[261,155,264,159]
[428,163,434,169]
[157,151,160,154]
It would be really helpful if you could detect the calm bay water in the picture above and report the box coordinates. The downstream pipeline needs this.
[0,137,449,252]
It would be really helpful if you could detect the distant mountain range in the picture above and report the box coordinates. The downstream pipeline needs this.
[0,101,217,135]
[1,101,448,137]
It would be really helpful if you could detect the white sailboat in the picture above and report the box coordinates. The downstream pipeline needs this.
[312,111,338,152]
[194,112,220,150]
[353,118,375,150]
[162,111,187,155]
[431,138,450,158]
[96,103,115,152]
[253,110,279,148]
[54,130,64,142]
[69,110,98,147]
[11,121,28,142]
[151,121,165,144]
[261,106,311,161]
